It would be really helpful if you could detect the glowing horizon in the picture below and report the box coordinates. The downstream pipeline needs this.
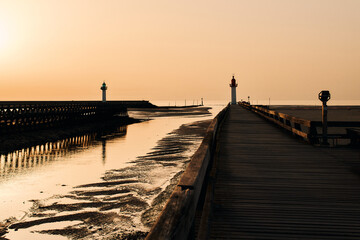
[0,0,359,102]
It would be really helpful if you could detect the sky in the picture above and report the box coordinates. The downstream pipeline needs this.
[0,0,359,102]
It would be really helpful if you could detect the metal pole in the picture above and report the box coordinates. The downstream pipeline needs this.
[318,90,330,145]
[269,97,270,108]
[322,101,328,145]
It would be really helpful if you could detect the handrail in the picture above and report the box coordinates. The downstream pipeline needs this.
[145,104,229,240]
[239,101,360,144]
[240,102,314,141]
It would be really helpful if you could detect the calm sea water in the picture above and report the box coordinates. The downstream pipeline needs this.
[0,101,226,239]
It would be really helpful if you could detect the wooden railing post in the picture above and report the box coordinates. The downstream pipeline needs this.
[308,122,318,144]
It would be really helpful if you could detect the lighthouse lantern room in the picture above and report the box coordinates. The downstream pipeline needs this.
[230,75,238,104]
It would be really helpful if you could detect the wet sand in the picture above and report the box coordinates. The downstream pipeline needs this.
[1,107,213,239]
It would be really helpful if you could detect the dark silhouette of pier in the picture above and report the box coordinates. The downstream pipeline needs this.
[0,100,155,133]
[146,104,360,240]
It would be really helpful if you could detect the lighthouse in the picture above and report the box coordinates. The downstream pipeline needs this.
[229,75,238,104]
[101,82,107,102]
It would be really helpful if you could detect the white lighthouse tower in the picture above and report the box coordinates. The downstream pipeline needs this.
[101,82,107,102]
[230,75,238,104]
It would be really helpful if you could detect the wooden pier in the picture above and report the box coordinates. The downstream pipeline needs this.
[147,104,360,240]
[202,104,360,239]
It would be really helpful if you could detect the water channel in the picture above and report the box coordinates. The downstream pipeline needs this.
[0,102,225,239]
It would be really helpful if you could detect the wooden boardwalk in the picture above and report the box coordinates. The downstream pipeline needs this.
[207,105,360,239]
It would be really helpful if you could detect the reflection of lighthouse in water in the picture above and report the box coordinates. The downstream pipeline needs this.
[102,139,106,165]
[230,75,238,105]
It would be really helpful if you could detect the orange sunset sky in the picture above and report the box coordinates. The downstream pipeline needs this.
[0,0,359,102]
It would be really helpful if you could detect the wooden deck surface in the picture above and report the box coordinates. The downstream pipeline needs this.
[208,105,360,239]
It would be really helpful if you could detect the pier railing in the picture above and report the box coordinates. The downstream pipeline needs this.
[239,101,360,145]
[145,104,229,240]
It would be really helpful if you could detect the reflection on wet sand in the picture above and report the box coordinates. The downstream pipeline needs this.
[102,140,106,164]
[5,120,212,240]
[0,126,127,180]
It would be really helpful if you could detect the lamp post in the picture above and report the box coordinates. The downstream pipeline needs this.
[318,90,331,145]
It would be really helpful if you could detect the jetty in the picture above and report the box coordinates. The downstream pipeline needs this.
[146,103,360,239]
[0,100,156,133]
